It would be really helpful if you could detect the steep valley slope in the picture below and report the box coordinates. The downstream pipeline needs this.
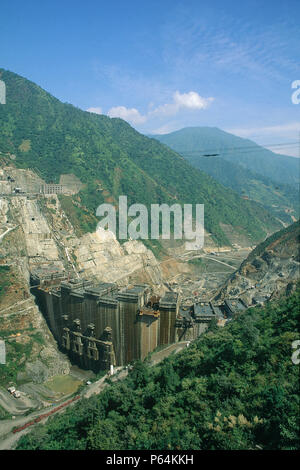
[0,69,282,247]
[214,221,300,305]
[152,127,300,224]
[0,70,297,421]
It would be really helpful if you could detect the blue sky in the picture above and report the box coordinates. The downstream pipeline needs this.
[1,0,299,155]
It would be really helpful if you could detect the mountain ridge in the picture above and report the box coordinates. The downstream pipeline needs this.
[0,69,281,247]
[151,127,299,223]
[150,126,299,186]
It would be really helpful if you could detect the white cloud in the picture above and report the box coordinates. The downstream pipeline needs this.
[86,107,103,115]
[107,106,147,125]
[150,91,214,118]
[227,121,300,138]
[173,91,214,110]
[226,121,300,157]
[149,102,178,117]
[151,123,179,135]
[92,91,214,128]
[161,10,300,84]
[271,145,299,158]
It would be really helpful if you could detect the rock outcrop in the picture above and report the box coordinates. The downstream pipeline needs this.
[214,221,300,305]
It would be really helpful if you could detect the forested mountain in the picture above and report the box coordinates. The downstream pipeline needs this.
[0,69,281,246]
[16,286,300,450]
[151,127,300,186]
[152,128,300,223]
[179,155,299,223]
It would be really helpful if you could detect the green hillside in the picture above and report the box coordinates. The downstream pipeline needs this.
[151,127,300,187]
[16,287,300,450]
[182,156,299,223]
[152,128,300,223]
[0,70,281,246]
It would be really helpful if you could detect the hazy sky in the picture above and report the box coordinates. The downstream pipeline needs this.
[1,0,299,155]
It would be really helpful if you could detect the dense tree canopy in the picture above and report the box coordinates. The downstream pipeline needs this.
[17,288,300,450]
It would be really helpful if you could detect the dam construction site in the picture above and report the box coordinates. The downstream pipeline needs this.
[0,166,244,371]
[0,13,299,451]
[0,164,299,448]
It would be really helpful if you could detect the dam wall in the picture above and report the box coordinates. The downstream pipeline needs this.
[32,274,240,372]
[33,279,179,370]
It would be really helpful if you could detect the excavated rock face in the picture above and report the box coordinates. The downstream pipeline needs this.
[72,228,162,286]
[0,190,70,384]
[214,222,300,305]
[0,167,164,385]
[1,166,163,286]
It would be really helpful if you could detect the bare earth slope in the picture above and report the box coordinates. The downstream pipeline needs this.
[214,221,300,305]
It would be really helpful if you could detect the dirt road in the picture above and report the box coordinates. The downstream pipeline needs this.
[0,340,189,449]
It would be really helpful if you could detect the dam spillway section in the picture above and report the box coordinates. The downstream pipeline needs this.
[30,267,247,372]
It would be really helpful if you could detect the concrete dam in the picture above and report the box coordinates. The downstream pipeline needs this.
[32,273,180,371]
[31,268,246,372]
